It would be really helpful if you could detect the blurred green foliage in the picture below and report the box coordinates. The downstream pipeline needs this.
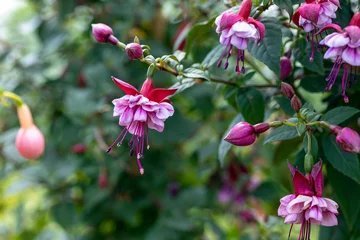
[0,0,359,240]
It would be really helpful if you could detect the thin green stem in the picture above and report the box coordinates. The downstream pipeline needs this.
[0,91,23,107]
[245,57,274,84]
[253,0,273,19]
[306,131,311,154]
[283,121,297,127]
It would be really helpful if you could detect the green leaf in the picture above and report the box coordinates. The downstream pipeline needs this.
[170,78,195,95]
[294,38,324,75]
[273,0,293,18]
[247,17,282,75]
[185,17,216,56]
[327,165,360,232]
[322,135,360,183]
[323,106,360,125]
[183,67,210,81]
[218,114,244,166]
[202,44,225,69]
[264,119,299,144]
[236,87,265,124]
[296,122,306,136]
[303,134,318,158]
[300,75,328,92]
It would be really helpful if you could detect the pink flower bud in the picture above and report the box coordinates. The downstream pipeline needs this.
[125,43,143,60]
[98,170,109,189]
[253,122,270,134]
[91,23,119,45]
[224,122,256,146]
[280,57,292,80]
[330,125,342,135]
[15,104,45,159]
[72,144,87,154]
[281,82,295,99]
[335,127,360,153]
[291,95,302,112]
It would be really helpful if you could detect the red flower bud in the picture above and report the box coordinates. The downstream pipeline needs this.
[125,43,143,60]
[281,82,295,99]
[91,23,119,45]
[16,104,45,159]
[224,122,256,146]
[253,122,270,134]
[72,144,87,154]
[280,57,292,80]
[98,171,109,189]
[335,127,360,153]
[291,95,302,113]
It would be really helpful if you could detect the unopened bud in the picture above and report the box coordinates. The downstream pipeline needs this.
[334,127,360,153]
[91,23,119,45]
[281,82,295,99]
[304,153,314,173]
[224,122,256,146]
[98,171,108,189]
[125,43,143,60]
[280,57,292,80]
[72,144,87,154]
[291,95,302,112]
[253,123,270,134]
[330,125,342,135]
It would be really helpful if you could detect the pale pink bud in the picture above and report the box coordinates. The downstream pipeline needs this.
[224,122,256,146]
[280,57,292,80]
[125,43,143,60]
[91,23,119,45]
[335,127,360,153]
[291,95,302,113]
[281,82,295,99]
[253,123,270,134]
[15,104,45,159]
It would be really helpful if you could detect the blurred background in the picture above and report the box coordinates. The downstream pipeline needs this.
[0,0,359,239]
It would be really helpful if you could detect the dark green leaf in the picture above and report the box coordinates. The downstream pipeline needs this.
[296,122,306,136]
[323,106,360,125]
[264,119,299,144]
[170,78,195,95]
[183,67,210,81]
[322,135,360,183]
[218,114,244,166]
[300,75,328,92]
[247,17,282,75]
[202,45,225,69]
[294,38,324,75]
[236,87,265,124]
[273,0,293,18]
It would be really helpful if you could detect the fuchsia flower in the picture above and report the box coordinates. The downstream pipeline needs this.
[278,161,339,239]
[331,125,360,153]
[317,13,360,103]
[107,77,177,174]
[292,0,340,61]
[215,0,265,75]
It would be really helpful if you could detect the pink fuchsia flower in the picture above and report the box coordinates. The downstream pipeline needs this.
[125,43,143,60]
[318,13,360,103]
[15,104,45,159]
[278,161,339,239]
[330,125,360,153]
[91,23,119,45]
[215,0,265,75]
[292,0,340,61]
[107,77,177,174]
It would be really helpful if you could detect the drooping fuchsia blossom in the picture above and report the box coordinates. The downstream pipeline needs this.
[278,161,339,239]
[317,13,360,103]
[331,125,360,153]
[215,0,265,75]
[107,77,177,174]
[292,0,340,61]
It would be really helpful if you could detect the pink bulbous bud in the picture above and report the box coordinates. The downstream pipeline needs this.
[125,43,143,60]
[15,104,45,159]
[72,144,87,154]
[291,95,302,113]
[253,122,270,134]
[224,122,256,146]
[330,125,342,135]
[281,82,295,99]
[280,57,292,80]
[335,127,360,153]
[91,23,119,45]
[98,171,109,189]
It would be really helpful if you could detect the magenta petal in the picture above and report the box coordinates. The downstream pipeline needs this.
[311,160,323,197]
[342,47,360,67]
[321,212,338,226]
[329,0,341,8]
[148,88,177,103]
[349,12,360,27]
[112,76,139,95]
[248,17,265,42]
[287,195,312,214]
[305,206,323,222]
[284,213,301,224]
[299,4,321,23]
[287,161,297,177]
[317,23,344,35]
[238,0,252,20]
[217,12,241,32]
[323,198,339,214]
[293,170,314,196]
[119,107,134,126]
[345,26,360,44]
[134,107,147,122]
